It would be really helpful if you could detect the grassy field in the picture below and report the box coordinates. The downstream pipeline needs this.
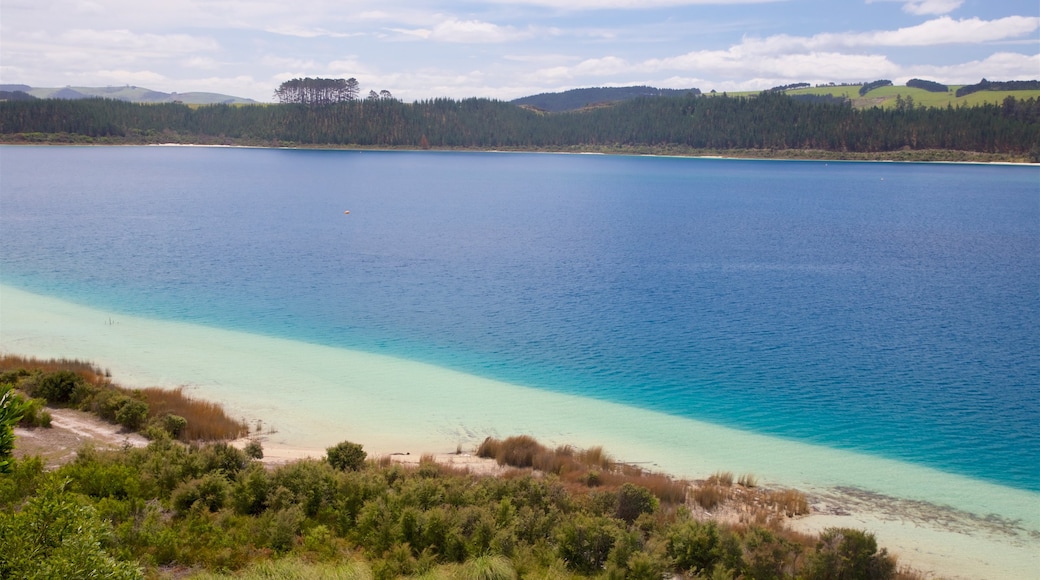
[725,84,1040,109]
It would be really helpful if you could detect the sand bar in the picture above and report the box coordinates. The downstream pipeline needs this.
[1,284,1037,579]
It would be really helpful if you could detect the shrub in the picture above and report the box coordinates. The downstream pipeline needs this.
[202,442,249,476]
[115,398,149,430]
[0,479,142,579]
[742,526,801,580]
[0,388,23,474]
[665,519,723,573]
[616,483,658,525]
[327,440,367,472]
[32,370,84,404]
[803,528,896,580]
[243,439,264,460]
[556,514,621,574]
[17,397,51,428]
[171,473,229,515]
[162,414,188,439]
[232,463,271,515]
[263,505,305,552]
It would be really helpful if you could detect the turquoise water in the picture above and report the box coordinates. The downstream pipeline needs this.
[1,146,1037,491]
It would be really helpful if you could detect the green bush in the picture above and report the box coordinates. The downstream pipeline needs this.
[0,479,142,580]
[115,398,149,430]
[163,414,188,439]
[32,370,84,404]
[172,473,229,515]
[327,440,367,472]
[665,517,741,574]
[243,439,263,460]
[556,513,621,574]
[0,388,23,473]
[803,528,896,580]
[19,397,52,428]
[616,483,658,525]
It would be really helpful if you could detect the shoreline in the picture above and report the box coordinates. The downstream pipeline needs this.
[2,283,1039,579]
[1,139,1035,165]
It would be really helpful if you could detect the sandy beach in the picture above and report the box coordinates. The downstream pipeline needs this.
[2,283,1038,579]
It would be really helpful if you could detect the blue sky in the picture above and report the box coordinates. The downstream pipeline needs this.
[1,0,1036,102]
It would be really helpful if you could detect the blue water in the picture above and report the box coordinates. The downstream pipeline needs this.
[2,146,1037,491]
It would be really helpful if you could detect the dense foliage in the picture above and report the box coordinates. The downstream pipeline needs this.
[511,86,701,112]
[2,91,1038,157]
[905,79,948,93]
[0,359,908,578]
[955,79,1040,98]
[0,437,903,579]
[858,80,893,96]
[275,77,360,105]
[0,359,247,442]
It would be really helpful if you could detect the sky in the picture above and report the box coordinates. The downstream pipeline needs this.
[1,0,1037,102]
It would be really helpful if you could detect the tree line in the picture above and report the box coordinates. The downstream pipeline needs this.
[1,91,1038,156]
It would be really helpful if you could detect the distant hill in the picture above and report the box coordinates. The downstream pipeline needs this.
[511,86,701,112]
[0,84,257,105]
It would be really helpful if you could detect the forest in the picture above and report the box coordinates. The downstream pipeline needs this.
[1,91,1038,160]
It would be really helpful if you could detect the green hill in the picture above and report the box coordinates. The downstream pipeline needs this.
[511,85,701,112]
[0,84,256,105]
[761,81,1040,109]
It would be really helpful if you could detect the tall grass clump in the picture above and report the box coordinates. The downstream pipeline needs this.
[139,387,247,440]
[0,355,248,441]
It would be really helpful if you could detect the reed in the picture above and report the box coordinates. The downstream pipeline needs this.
[139,387,248,441]
[708,471,734,487]
[1,355,247,441]
[738,473,758,488]
[0,354,108,379]
[766,489,809,517]
[693,484,727,510]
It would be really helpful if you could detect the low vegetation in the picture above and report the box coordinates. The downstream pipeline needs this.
[0,355,248,442]
[1,357,916,578]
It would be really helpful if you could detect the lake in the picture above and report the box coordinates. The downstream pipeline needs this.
[1,145,1037,493]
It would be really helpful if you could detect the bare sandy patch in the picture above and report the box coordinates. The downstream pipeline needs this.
[14,407,148,465]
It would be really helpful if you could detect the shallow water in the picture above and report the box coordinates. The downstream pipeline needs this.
[1,145,1037,493]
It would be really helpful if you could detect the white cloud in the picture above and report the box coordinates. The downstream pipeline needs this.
[702,16,1040,57]
[182,56,222,71]
[901,0,963,16]
[62,29,219,54]
[389,19,534,43]
[263,25,360,38]
[485,0,783,7]
[901,52,1040,84]
[851,16,1040,46]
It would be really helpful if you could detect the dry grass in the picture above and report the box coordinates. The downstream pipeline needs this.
[693,484,728,510]
[139,387,248,441]
[1,354,248,441]
[765,489,809,517]
[476,435,689,507]
[738,473,758,488]
[0,354,109,378]
[708,471,734,487]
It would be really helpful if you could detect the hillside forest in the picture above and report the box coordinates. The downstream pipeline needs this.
[1,86,1038,161]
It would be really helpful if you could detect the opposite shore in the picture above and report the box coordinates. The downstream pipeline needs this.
[1,136,1036,164]
[2,284,1038,579]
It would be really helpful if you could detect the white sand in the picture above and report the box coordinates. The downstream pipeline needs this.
[2,284,1037,579]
